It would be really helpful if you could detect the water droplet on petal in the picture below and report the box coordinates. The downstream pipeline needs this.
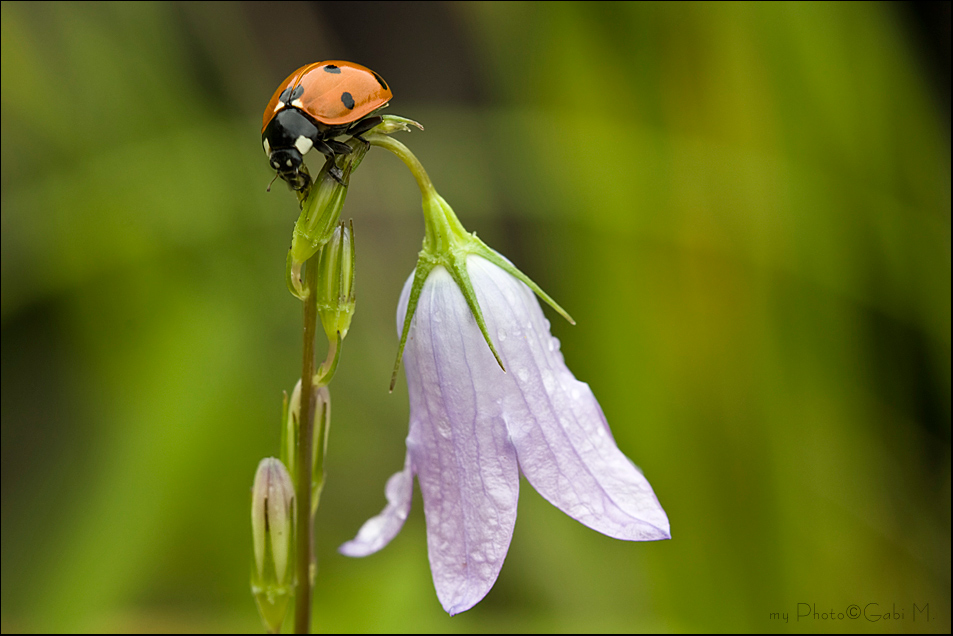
[517,368,529,383]
[542,370,555,394]
[497,329,507,342]
[433,311,442,323]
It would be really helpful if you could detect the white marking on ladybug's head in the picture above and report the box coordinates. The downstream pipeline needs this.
[263,138,271,155]
[294,136,314,155]
[286,159,293,167]
[274,102,284,112]
[291,99,304,109]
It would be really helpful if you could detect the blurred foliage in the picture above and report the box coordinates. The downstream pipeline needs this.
[1,1,949,633]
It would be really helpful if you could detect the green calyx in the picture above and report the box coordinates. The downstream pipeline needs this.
[315,220,356,342]
[369,133,574,392]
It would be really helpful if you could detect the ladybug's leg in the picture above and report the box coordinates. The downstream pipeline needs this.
[346,116,383,148]
[313,138,346,184]
[325,140,353,156]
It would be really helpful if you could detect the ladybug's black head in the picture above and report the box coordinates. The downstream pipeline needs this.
[268,147,310,191]
[269,147,302,174]
[263,108,319,191]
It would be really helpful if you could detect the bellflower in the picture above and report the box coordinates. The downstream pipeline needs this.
[340,172,670,615]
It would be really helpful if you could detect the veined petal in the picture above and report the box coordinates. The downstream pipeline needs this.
[339,453,414,557]
[348,253,668,616]
[401,266,520,615]
[467,256,671,541]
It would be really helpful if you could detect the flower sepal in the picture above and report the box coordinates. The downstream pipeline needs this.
[373,114,424,135]
[391,189,574,391]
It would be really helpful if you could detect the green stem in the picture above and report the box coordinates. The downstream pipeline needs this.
[366,135,470,256]
[365,133,434,195]
[294,257,319,634]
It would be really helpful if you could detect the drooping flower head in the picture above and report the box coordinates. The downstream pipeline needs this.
[341,180,670,615]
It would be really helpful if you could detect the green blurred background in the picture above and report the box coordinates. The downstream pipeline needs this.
[2,2,949,632]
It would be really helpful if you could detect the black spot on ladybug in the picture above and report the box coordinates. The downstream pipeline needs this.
[372,72,389,91]
[323,64,341,74]
[278,85,305,108]
[340,92,355,110]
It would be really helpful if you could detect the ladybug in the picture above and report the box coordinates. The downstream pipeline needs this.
[262,61,392,190]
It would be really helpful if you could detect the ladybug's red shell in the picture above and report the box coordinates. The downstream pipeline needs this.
[262,61,391,132]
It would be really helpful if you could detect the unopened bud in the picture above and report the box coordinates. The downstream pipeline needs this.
[290,167,348,267]
[311,386,330,515]
[316,220,356,342]
[251,458,295,633]
[282,381,302,475]
[282,379,331,516]
[289,144,369,269]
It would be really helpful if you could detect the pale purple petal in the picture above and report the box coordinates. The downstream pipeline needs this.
[344,254,668,616]
[468,256,670,541]
[402,266,520,615]
[338,453,414,557]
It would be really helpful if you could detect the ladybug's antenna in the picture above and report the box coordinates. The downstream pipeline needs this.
[266,173,280,192]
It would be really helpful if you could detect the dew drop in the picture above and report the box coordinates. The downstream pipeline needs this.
[542,370,555,394]
[516,368,529,383]
[497,329,507,342]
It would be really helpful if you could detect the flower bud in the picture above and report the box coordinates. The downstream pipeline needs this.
[289,166,348,267]
[288,141,370,270]
[250,457,295,634]
[311,385,330,514]
[281,381,301,476]
[315,220,356,342]
[282,380,331,513]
